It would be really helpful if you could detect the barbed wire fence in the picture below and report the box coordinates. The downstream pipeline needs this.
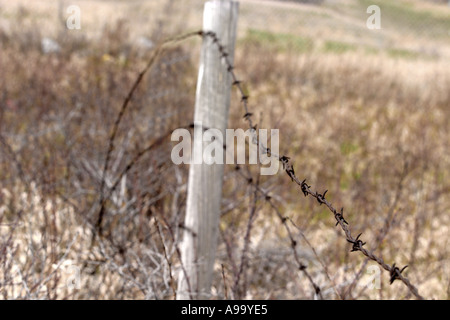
[91,27,430,299]
[1,0,449,300]
[66,0,449,299]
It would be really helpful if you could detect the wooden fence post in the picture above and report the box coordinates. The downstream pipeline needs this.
[177,0,239,300]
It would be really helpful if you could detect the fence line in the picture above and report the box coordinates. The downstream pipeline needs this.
[95,31,201,240]
[199,30,425,300]
[96,30,425,300]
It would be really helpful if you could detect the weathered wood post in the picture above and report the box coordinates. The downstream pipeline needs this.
[177,0,239,300]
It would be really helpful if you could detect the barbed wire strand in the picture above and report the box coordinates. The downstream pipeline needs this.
[198,30,425,300]
[96,29,425,300]
[232,164,323,299]
[96,31,201,237]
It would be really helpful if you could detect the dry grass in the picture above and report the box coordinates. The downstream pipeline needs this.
[0,0,449,299]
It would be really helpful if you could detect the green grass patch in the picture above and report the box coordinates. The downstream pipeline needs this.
[363,46,380,55]
[242,28,313,53]
[340,141,359,156]
[310,207,331,224]
[322,40,357,54]
[387,48,420,59]
[340,175,350,190]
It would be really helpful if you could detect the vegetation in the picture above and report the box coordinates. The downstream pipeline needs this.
[0,0,448,299]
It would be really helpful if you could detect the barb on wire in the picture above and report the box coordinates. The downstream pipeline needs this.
[347,233,366,252]
[300,179,310,197]
[390,264,408,285]
[316,190,328,205]
[334,207,348,226]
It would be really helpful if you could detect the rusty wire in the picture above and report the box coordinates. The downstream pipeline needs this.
[96,29,426,300]
[199,30,425,300]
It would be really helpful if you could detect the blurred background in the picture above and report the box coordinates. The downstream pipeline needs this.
[0,0,449,299]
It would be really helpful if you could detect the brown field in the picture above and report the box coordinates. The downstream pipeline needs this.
[0,0,449,299]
